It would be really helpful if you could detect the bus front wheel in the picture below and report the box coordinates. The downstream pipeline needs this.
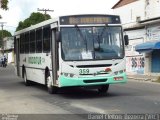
[98,85,109,93]
[48,86,58,94]
[46,76,58,94]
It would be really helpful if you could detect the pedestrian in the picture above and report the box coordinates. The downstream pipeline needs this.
[2,55,7,67]
[0,57,2,67]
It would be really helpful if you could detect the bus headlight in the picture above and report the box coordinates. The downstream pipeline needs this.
[114,69,125,75]
[114,71,119,75]
[62,73,77,78]
[64,73,68,77]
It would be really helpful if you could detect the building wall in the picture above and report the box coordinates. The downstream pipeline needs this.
[145,0,160,19]
[125,29,145,74]
[3,37,14,64]
[113,0,145,25]
[146,24,160,41]
[114,0,160,23]
[113,0,160,75]
[113,0,146,74]
[3,37,14,50]
[145,23,160,75]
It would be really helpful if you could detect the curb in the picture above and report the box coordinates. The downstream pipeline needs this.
[127,77,157,82]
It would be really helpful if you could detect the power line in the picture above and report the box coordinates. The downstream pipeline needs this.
[37,8,54,14]
[37,8,54,20]
[4,25,16,28]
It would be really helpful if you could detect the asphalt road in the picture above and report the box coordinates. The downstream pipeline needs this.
[0,65,160,120]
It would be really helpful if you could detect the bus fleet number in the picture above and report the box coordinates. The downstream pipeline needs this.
[79,69,89,75]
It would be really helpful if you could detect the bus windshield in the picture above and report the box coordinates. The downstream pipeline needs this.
[61,26,124,61]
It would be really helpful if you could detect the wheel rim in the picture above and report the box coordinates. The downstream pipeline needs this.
[24,73,27,83]
[47,76,52,88]
[23,73,27,84]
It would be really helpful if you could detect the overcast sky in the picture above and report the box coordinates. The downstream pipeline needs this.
[0,0,119,35]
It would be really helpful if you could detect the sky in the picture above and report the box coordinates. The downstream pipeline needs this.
[0,0,119,35]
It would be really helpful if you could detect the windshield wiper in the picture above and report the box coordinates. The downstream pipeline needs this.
[75,25,88,51]
[95,24,108,51]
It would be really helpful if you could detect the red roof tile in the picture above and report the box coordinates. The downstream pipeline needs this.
[112,0,139,9]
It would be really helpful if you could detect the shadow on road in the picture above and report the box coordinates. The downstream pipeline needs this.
[25,82,120,99]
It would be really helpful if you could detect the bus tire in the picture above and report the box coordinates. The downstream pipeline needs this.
[23,71,31,86]
[46,75,58,94]
[48,86,58,94]
[98,84,109,93]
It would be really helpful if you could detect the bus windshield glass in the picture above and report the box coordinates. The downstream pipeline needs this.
[61,26,124,61]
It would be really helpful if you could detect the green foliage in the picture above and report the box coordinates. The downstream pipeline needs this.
[0,30,12,47]
[16,12,51,31]
[1,0,8,10]
[0,0,8,19]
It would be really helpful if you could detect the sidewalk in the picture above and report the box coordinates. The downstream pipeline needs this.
[127,74,159,82]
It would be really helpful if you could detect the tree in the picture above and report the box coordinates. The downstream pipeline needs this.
[16,12,51,31]
[0,30,12,47]
[1,0,8,10]
[0,0,9,18]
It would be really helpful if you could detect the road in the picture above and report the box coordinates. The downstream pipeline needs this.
[0,65,160,120]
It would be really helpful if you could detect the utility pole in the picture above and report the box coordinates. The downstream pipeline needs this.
[0,22,6,55]
[37,8,54,20]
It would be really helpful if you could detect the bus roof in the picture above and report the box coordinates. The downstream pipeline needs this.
[14,17,59,36]
[14,14,121,36]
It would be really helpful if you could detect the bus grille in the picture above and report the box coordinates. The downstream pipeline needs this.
[83,79,107,83]
[76,64,112,68]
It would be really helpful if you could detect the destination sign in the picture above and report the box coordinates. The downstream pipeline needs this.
[60,15,121,25]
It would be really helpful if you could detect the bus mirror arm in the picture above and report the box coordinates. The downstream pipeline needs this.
[124,35,129,45]
[56,31,61,42]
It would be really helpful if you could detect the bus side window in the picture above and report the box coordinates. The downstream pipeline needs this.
[25,32,29,53]
[43,26,51,52]
[30,30,36,53]
[20,34,25,53]
[36,28,42,53]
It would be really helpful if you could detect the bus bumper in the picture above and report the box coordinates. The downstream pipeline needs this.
[59,73,127,87]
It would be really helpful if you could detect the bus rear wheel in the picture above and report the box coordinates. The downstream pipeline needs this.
[23,71,31,86]
[98,85,109,93]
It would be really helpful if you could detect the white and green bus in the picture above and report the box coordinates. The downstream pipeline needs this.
[14,14,129,94]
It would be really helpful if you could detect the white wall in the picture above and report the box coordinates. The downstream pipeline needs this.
[125,29,145,74]
[113,0,160,75]
[3,37,14,50]
[113,0,145,25]
[146,24,160,41]
[114,0,160,23]
[145,0,160,19]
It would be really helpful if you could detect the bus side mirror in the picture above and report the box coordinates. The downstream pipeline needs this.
[56,31,60,42]
[124,35,129,45]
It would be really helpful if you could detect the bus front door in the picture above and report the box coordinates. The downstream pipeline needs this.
[51,29,58,86]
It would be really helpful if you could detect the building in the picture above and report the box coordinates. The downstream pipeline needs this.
[3,37,14,63]
[112,0,160,76]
